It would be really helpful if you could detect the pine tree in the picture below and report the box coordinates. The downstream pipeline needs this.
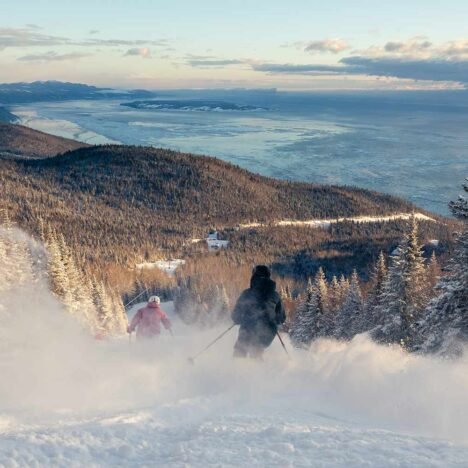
[339,274,350,304]
[315,267,330,316]
[92,277,115,333]
[57,233,97,327]
[0,211,36,292]
[417,179,468,354]
[108,287,128,334]
[372,215,429,348]
[361,251,387,333]
[426,251,441,290]
[290,279,316,348]
[44,227,73,306]
[335,270,364,339]
[329,275,341,313]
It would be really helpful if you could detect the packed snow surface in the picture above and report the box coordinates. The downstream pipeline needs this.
[238,212,435,230]
[1,276,468,466]
[135,259,185,275]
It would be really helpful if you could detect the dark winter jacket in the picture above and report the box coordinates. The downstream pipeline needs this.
[232,275,285,348]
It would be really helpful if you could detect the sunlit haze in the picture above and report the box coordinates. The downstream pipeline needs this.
[2,0,468,90]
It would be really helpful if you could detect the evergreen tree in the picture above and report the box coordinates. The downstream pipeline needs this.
[315,267,330,316]
[335,270,364,339]
[45,227,74,307]
[417,179,468,354]
[339,275,350,304]
[0,211,36,291]
[426,251,441,290]
[372,215,428,348]
[329,275,341,313]
[361,251,387,333]
[290,279,316,348]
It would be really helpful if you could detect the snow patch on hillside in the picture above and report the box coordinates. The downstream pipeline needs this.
[238,212,435,230]
[135,259,185,275]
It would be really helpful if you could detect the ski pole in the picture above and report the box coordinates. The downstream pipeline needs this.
[276,330,290,358]
[124,288,150,309]
[188,324,236,364]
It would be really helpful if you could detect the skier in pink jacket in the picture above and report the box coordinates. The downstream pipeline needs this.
[127,296,172,340]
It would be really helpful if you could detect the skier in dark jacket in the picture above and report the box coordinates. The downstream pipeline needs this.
[232,265,286,358]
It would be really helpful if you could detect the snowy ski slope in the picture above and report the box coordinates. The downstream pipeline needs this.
[1,296,468,467]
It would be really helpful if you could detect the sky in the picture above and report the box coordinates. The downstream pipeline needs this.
[1,0,468,90]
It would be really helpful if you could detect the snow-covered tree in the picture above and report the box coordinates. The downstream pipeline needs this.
[44,228,74,306]
[315,267,330,315]
[372,215,429,348]
[91,276,115,333]
[290,269,333,347]
[0,210,36,290]
[361,251,387,333]
[334,270,364,339]
[290,279,316,348]
[338,274,350,304]
[426,251,441,290]
[329,275,342,313]
[416,179,468,354]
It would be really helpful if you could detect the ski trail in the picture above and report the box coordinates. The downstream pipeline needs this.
[237,212,436,230]
[1,235,468,466]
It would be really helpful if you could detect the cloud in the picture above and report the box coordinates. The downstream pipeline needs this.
[303,38,350,54]
[253,38,468,85]
[341,56,468,83]
[89,29,100,35]
[0,26,167,50]
[0,27,69,49]
[124,47,152,58]
[83,38,167,47]
[17,51,92,62]
[384,39,432,53]
[252,56,468,84]
[187,59,244,68]
[252,62,345,74]
[360,37,468,60]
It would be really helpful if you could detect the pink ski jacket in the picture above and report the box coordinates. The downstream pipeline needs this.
[128,302,172,339]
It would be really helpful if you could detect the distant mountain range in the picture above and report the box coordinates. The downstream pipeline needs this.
[0,80,155,105]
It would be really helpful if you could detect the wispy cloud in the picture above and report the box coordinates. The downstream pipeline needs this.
[17,51,92,62]
[303,38,350,54]
[0,27,68,49]
[187,58,244,68]
[124,47,152,58]
[0,25,168,50]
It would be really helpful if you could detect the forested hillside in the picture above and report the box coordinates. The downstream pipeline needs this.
[0,123,88,158]
[1,142,421,261]
[0,126,460,320]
